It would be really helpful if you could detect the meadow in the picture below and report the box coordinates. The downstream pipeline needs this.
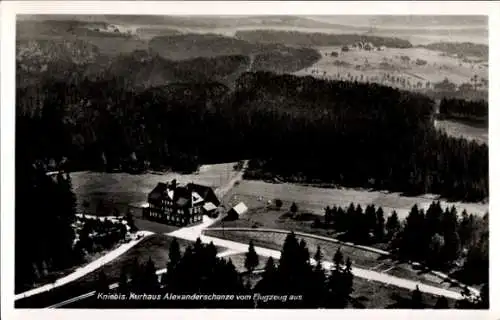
[435,119,488,145]
[223,180,488,221]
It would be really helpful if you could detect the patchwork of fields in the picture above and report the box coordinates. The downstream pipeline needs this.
[295,46,488,91]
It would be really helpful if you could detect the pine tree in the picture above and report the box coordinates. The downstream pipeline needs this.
[96,270,109,293]
[386,210,401,241]
[309,245,327,308]
[168,237,181,268]
[344,257,354,296]
[245,240,259,273]
[143,257,159,293]
[129,257,142,292]
[255,257,276,295]
[365,204,377,233]
[375,206,385,241]
[313,245,323,272]
[333,247,344,271]
[411,285,424,309]
[290,202,298,215]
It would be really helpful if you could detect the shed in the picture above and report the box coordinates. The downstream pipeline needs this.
[203,202,217,213]
[227,202,248,220]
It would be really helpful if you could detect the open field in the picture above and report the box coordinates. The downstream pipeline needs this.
[350,277,443,309]
[70,162,237,216]
[223,180,488,221]
[295,46,487,92]
[435,119,488,145]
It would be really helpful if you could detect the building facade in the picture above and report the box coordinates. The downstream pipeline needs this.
[142,179,219,226]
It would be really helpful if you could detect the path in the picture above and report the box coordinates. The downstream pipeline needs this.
[168,231,469,300]
[14,231,154,301]
[16,161,249,303]
[47,248,242,308]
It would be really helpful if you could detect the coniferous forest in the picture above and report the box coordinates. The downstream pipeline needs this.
[89,233,358,309]
[17,71,488,202]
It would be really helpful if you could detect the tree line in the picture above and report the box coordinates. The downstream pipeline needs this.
[15,156,135,293]
[17,71,488,202]
[92,233,356,308]
[235,30,413,48]
[320,201,488,286]
[15,159,78,293]
[439,97,488,119]
[91,233,488,309]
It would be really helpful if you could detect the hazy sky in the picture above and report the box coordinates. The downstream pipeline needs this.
[305,15,487,28]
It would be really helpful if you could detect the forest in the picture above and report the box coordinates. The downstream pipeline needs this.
[17,71,488,202]
[322,202,488,286]
[421,42,488,60]
[87,233,488,309]
[439,97,488,120]
[235,30,413,48]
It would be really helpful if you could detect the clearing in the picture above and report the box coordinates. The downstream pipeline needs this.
[222,180,487,221]
[70,162,238,217]
[435,119,488,145]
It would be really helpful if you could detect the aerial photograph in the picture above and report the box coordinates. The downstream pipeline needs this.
[14,14,488,309]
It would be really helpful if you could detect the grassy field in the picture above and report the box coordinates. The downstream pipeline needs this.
[70,162,237,216]
[350,277,443,309]
[223,180,488,221]
[295,46,488,92]
[435,119,488,145]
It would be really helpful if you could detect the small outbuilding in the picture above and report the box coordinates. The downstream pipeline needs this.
[203,202,218,217]
[226,202,248,220]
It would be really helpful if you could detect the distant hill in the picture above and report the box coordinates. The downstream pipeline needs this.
[421,42,488,59]
[149,33,258,60]
[17,39,320,91]
[235,30,413,48]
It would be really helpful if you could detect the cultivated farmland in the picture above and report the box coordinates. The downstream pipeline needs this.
[295,46,488,93]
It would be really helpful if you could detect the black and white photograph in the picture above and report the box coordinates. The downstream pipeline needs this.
[1,1,495,315]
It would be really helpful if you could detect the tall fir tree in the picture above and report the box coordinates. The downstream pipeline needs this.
[245,240,259,273]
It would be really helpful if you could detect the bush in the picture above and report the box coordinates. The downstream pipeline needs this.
[416,59,427,66]
[275,199,283,210]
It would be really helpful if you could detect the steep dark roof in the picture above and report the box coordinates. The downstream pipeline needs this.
[148,182,168,201]
[173,186,192,208]
[187,183,220,206]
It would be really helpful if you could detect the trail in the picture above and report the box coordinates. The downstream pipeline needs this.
[14,231,154,301]
[16,161,249,303]
[168,232,473,301]
[47,249,239,308]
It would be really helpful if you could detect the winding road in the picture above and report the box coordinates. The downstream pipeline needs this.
[16,159,476,307]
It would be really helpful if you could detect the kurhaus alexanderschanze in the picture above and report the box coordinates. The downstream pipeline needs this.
[142,179,220,226]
